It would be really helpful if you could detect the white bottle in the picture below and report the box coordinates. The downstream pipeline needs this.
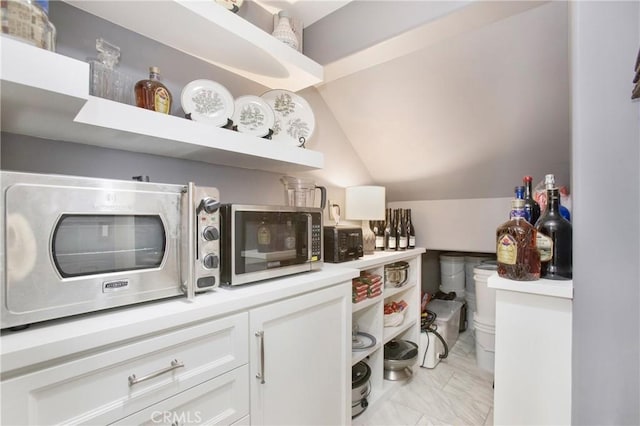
[272,10,299,50]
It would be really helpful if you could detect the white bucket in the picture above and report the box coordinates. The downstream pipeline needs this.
[441,270,465,293]
[473,263,498,326]
[464,254,494,293]
[440,253,466,276]
[473,313,496,373]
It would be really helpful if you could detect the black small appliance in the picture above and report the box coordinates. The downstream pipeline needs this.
[323,226,363,263]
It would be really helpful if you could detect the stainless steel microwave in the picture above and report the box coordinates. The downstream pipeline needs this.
[1,171,221,330]
[220,204,323,285]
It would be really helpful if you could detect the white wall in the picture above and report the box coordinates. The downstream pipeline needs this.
[571,2,640,424]
[388,197,510,253]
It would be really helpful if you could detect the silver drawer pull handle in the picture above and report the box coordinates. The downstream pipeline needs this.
[128,359,184,386]
[255,331,265,384]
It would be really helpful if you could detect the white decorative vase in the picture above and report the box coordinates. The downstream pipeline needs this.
[272,11,299,50]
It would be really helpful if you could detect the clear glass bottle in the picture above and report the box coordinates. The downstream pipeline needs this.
[134,67,172,114]
[523,175,541,225]
[496,198,541,281]
[536,183,572,280]
[89,38,133,104]
[272,10,299,50]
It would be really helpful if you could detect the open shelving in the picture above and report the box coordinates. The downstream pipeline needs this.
[0,37,324,173]
[63,0,323,92]
[342,248,425,418]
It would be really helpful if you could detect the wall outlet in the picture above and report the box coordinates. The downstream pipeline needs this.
[328,200,340,223]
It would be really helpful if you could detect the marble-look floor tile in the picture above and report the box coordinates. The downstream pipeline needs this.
[355,330,494,425]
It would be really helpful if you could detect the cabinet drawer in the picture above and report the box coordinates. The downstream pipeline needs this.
[110,365,249,425]
[2,313,248,425]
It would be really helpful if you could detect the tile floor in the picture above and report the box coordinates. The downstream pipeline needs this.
[353,329,494,426]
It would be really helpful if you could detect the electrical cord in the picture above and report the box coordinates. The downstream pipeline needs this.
[419,309,449,368]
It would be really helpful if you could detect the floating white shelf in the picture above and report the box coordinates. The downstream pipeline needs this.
[63,0,324,92]
[0,37,324,173]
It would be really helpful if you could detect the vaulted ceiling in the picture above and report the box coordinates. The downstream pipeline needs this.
[299,1,571,201]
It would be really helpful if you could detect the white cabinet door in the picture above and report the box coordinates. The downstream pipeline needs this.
[249,283,351,426]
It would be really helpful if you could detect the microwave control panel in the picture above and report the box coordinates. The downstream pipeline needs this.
[311,214,322,261]
[194,187,220,291]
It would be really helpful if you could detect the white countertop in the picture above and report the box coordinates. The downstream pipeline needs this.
[322,247,427,271]
[0,267,359,374]
[488,273,573,299]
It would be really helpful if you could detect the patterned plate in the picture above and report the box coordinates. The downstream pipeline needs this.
[231,95,275,137]
[261,89,315,147]
[181,79,234,127]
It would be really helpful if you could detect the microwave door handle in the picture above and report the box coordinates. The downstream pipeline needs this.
[185,182,196,300]
[306,214,313,261]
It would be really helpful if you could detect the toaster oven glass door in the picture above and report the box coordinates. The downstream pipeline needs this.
[234,211,310,275]
[52,214,166,278]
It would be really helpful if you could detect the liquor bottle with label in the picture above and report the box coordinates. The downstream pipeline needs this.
[540,174,571,222]
[523,175,541,225]
[496,198,541,281]
[397,209,408,250]
[387,209,397,251]
[406,209,416,249]
[535,182,572,280]
[135,66,172,114]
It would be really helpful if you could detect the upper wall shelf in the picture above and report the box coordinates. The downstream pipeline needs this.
[0,37,324,173]
[63,0,324,92]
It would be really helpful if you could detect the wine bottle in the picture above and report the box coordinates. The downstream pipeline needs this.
[535,183,572,280]
[523,175,541,225]
[496,198,541,281]
[383,209,392,251]
[257,217,272,253]
[387,209,397,251]
[374,220,385,251]
[407,209,416,249]
[397,209,408,250]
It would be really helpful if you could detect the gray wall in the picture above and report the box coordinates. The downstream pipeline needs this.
[571,2,640,424]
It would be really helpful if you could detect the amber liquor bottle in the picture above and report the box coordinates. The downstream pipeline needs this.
[496,198,541,281]
[135,66,172,114]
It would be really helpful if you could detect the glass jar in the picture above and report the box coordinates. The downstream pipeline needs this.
[1,0,56,51]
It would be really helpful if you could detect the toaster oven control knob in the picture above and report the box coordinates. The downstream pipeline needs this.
[202,226,219,241]
[203,253,219,270]
[199,197,220,214]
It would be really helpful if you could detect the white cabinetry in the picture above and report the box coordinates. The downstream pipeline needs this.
[249,283,351,425]
[342,248,425,414]
[0,36,323,173]
[1,313,249,425]
[0,268,356,426]
[489,274,573,426]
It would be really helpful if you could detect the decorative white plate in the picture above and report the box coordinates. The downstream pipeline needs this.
[181,79,234,127]
[261,89,315,147]
[232,95,275,137]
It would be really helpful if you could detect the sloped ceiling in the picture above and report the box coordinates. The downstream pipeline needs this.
[304,1,570,201]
